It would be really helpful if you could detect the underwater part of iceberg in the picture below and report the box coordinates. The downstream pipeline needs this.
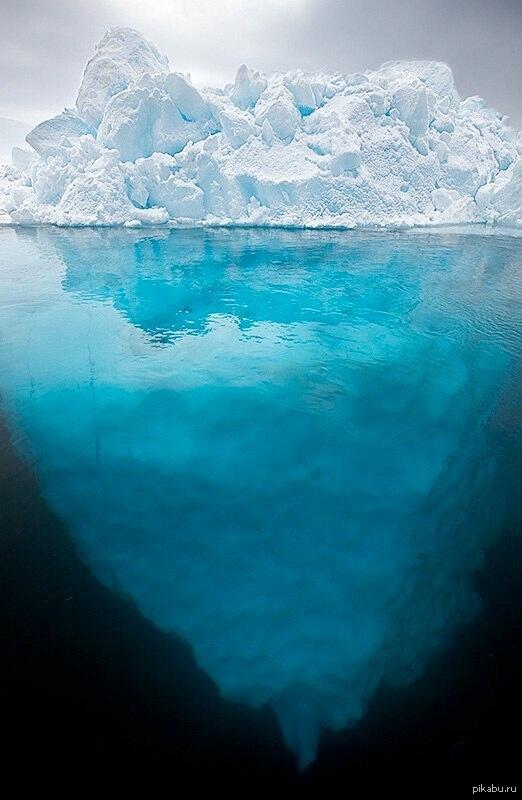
[0,226,520,767]
[0,27,520,229]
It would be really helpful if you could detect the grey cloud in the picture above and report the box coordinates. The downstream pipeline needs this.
[291,0,522,126]
[0,0,117,122]
[0,0,520,128]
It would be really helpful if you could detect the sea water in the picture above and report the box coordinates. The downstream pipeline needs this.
[0,226,520,769]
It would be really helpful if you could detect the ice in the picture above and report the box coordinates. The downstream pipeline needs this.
[231,65,268,109]
[476,159,522,227]
[217,101,257,149]
[76,26,169,128]
[388,76,430,142]
[284,71,318,116]
[0,26,520,228]
[254,84,301,141]
[380,61,460,106]
[97,73,216,162]
[11,147,33,171]
[164,73,213,123]
[25,109,95,158]
[132,153,205,219]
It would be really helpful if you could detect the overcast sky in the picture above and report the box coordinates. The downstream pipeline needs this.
[1,0,520,128]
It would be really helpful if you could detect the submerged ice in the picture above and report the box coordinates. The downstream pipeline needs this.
[0,27,521,229]
[0,227,520,767]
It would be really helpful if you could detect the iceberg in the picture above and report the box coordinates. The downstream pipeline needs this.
[0,27,520,229]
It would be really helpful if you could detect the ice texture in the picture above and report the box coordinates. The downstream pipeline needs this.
[76,27,170,129]
[0,227,521,768]
[0,27,520,229]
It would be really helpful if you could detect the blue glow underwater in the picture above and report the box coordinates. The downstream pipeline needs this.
[0,226,520,768]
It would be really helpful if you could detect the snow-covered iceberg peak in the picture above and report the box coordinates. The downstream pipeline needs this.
[76,26,170,129]
[0,27,520,228]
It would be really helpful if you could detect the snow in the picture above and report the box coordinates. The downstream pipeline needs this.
[75,26,169,128]
[0,26,520,229]
[26,109,95,158]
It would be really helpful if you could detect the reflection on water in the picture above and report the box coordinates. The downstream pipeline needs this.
[0,226,520,769]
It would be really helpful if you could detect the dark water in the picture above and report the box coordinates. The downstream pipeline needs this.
[1,417,521,794]
[0,225,521,794]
